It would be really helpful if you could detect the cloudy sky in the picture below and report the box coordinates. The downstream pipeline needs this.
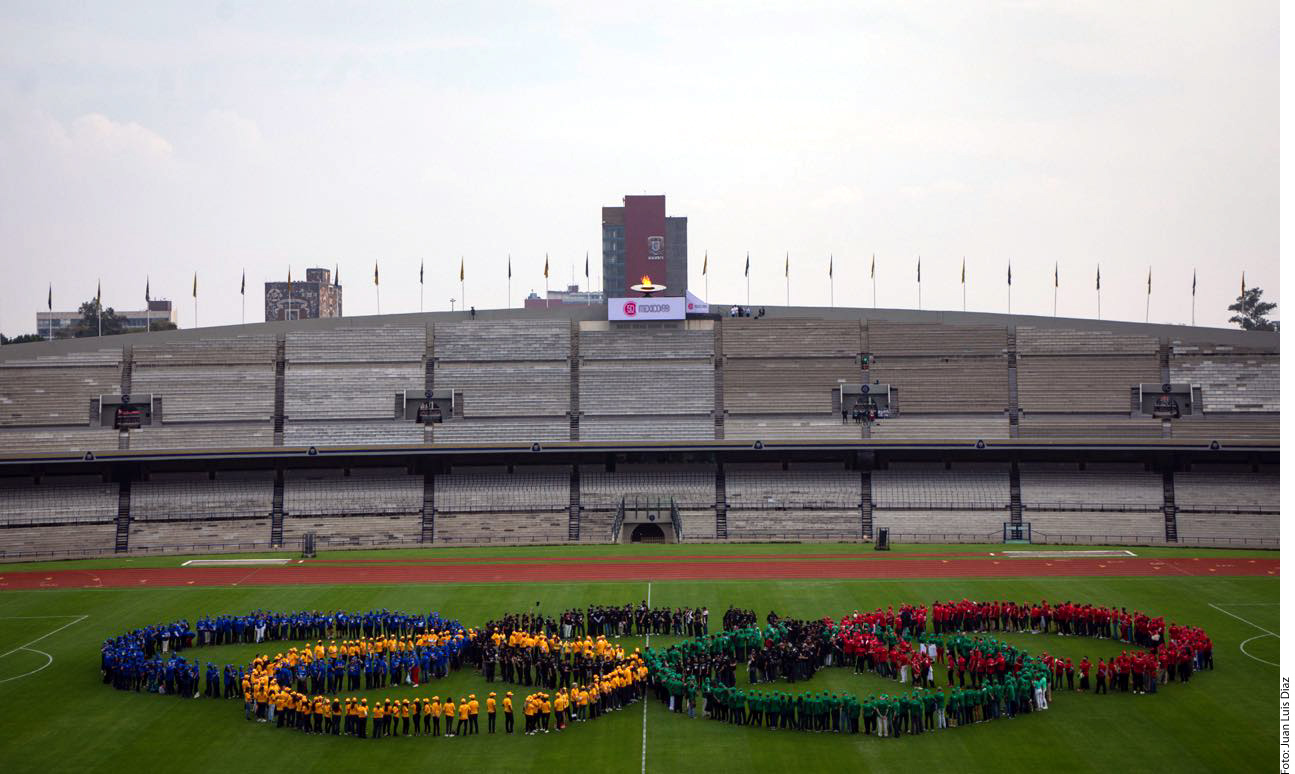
[0,0,1277,334]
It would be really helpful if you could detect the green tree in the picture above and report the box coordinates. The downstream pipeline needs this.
[1228,287,1278,331]
[0,333,45,345]
[68,299,130,337]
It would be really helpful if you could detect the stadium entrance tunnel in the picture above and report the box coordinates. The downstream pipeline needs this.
[630,522,667,543]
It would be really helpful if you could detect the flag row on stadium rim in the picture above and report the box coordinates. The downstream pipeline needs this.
[46,263,1252,312]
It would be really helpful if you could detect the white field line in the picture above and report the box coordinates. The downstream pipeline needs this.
[181,559,291,567]
[1239,635,1279,668]
[0,614,89,684]
[1209,602,1278,668]
[1209,602,1278,637]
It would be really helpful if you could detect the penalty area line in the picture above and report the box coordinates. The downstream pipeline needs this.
[1208,603,1278,668]
[0,613,89,684]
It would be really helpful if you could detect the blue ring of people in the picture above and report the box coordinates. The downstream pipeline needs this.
[100,600,1215,739]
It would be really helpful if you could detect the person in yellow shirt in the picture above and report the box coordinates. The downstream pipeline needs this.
[487,692,497,733]
[468,694,480,735]
[443,697,456,737]
[554,691,568,730]
[430,696,441,737]
[357,699,369,738]
[523,694,536,735]
[401,698,412,737]
[503,691,514,734]
[372,701,385,739]
[540,694,552,733]
[456,696,470,737]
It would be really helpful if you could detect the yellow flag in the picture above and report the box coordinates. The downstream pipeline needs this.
[459,257,464,282]
[702,251,707,275]
[192,273,197,299]
[544,253,549,279]
[374,261,379,286]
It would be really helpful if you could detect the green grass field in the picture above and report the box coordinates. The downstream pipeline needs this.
[0,543,1278,773]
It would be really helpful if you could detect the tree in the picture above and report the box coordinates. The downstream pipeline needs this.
[1,333,44,345]
[67,299,130,337]
[1228,287,1278,331]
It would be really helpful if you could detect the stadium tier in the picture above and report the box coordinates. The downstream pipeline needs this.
[0,305,1277,556]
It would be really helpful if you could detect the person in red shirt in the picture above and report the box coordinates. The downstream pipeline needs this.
[1078,657,1091,692]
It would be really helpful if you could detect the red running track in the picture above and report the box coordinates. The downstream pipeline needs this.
[0,556,1277,590]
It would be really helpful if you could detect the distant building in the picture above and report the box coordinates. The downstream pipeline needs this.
[264,268,342,321]
[524,284,604,309]
[37,299,176,337]
[602,195,687,299]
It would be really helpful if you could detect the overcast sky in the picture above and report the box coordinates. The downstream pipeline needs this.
[0,0,1278,334]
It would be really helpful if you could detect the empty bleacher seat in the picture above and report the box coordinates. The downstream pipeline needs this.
[130,422,275,449]
[0,477,118,524]
[435,321,570,361]
[435,363,569,417]
[871,511,1005,542]
[1019,464,1162,510]
[132,472,274,520]
[580,415,714,441]
[284,468,423,517]
[872,463,1010,509]
[725,414,861,441]
[1017,414,1163,439]
[431,417,569,444]
[723,359,857,414]
[868,415,1010,440]
[723,319,861,358]
[284,420,424,446]
[0,349,121,427]
[0,427,121,453]
[433,468,569,544]
[132,336,276,422]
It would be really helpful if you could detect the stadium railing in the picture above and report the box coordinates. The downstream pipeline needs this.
[1031,532,1278,548]
[0,530,1278,561]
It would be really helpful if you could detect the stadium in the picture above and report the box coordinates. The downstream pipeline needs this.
[0,303,1279,772]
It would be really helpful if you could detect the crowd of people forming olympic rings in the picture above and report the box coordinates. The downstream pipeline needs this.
[99,599,1214,740]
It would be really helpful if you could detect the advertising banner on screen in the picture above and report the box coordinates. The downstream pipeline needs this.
[623,195,666,293]
[608,297,685,321]
[685,291,709,315]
